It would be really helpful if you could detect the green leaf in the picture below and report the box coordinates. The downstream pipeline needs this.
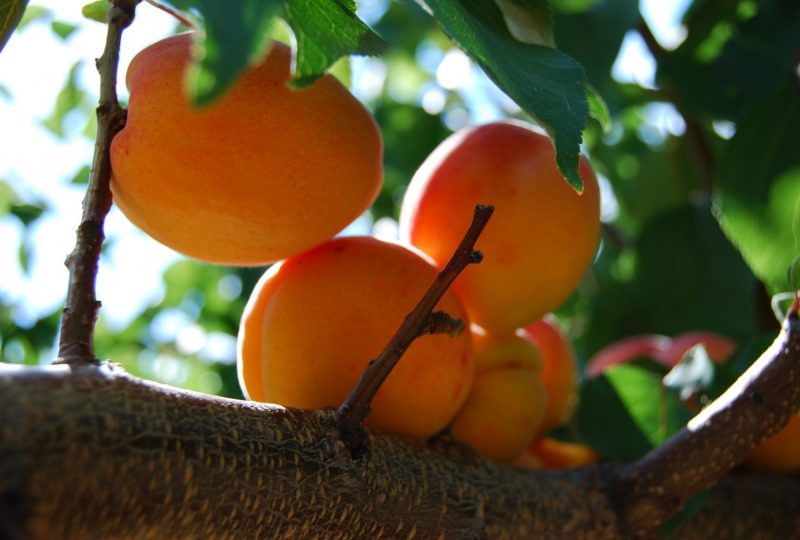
[0,0,28,54]
[11,202,45,225]
[662,0,800,122]
[283,0,389,88]
[50,20,78,40]
[69,164,91,185]
[494,0,553,47]
[418,0,588,190]
[41,61,86,137]
[715,80,800,293]
[166,0,282,106]
[575,374,653,462]
[17,4,48,29]
[81,1,109,23]
[586,83,610,132]
[606,364,691,448]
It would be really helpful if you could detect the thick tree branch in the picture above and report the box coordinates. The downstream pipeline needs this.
[57,0,139,364]
[1,357,799,539]
[610,308,800,537]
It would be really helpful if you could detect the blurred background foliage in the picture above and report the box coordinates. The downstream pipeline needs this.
[1,0,799,464]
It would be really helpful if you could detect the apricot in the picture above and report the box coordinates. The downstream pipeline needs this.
[111,34,382,265]
[745,414,800,472]
[513,437,599,470]
[449,327,547,462]
[237,236,474,440]
[400,120,600,331]
[525,316,579,434]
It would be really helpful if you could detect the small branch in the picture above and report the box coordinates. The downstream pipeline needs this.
[57,1,139,364]
[336,205,494,442]
[635,18,715,192]
[144,0,196,29]
[611,306,800,536]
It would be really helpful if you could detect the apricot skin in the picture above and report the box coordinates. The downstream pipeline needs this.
[111,34,382,265]
[237,236,474,440]
[449,328,547,462]
[745,414,800,472]
[525,316,578,434]
[400,120,600,331]
[513,437,599,470]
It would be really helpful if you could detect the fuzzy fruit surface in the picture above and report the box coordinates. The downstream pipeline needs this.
[237,236,474,440]
[111,34,382,265]
[449,327,547,462]
[400,120,600,331]
[525,316,578,435]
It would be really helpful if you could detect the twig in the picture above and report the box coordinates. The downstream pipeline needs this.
[144,0,196,29]
[611,305,800,536]
[336,205,494,445]
[635,18,715,193]
[56,1,139,364]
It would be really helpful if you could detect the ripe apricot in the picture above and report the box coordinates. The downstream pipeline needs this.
[400,120,600,331]
[745,414,800,472]
[449,327,547,462]
[513,437,599,470]
[111,34,382,265]
[237,236,474,440]
[525,316,578,434]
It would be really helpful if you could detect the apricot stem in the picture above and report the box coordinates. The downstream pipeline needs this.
[144,0,196,29]
[57,1,139,364]
[336,204,494,444]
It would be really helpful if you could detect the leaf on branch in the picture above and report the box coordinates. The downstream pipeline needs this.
[494,0,553,47]
[283,0,389,89]
[586,83,610,132]
[164,0,282,106]
[417,0,588,191]
[81,1,110,23]
[0,0,28,54]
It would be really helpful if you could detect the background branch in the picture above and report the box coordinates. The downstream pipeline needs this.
[57,0,138,364]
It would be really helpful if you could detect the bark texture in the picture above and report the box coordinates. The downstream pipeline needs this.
[1,361,798,540]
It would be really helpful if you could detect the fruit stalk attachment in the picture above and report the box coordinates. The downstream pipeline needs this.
[57,0,139,364]
[336,204,494,447]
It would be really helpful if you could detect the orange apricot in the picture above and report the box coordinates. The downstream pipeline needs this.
[525,316,579,434]
[744,414,800,472]
[513,437,599,470]
[111,34,382,265]
[400,120,600,331]
[449,327,547,462]
[237,236,474,440]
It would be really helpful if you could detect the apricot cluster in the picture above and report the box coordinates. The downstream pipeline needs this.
[112,35,601,464]
[399,121,600,463]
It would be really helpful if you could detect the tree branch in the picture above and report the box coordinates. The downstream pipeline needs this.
[610,307,800,537]
[57,0,139,364]
[336,205,493,441]
[1,357,799,539]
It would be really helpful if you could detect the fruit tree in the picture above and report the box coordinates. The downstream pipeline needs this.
[1,0,799,538]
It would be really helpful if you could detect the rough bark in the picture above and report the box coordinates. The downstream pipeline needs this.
[1,312,799,540]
